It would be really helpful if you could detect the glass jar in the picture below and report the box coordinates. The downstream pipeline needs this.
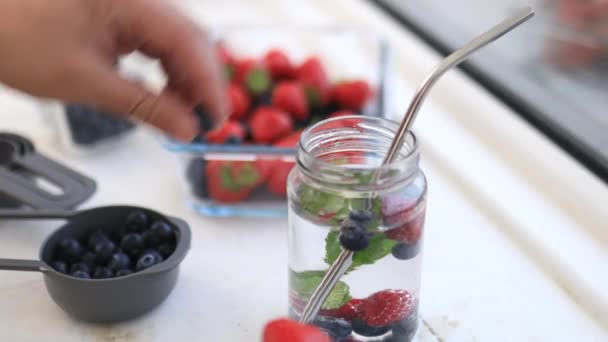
[287,116,427,342]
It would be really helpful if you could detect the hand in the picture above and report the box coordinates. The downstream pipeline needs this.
[0,0,229,142]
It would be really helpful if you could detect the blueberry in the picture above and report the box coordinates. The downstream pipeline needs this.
[313,316,352,339]
[65,103,134,145]
[142,230,160,248]
[149,221,174,243]
[158,243,175,258]
[135,253,159,271]
[391,313,418,339]
[225,136,242,144]
[349,209,374,223]
[352,319,390,337]
[143,249,164,263]
[70,270,91,279]
[186,158,208,199]
[126,211,149,233]
[194,105,214,132]
[57,238,83,262]
[94,240,116,264]
[191,135,207,144]
[87,230,110,251]
[81,251,97,269]
[120,233,144,256]
[93,266,114,279]
[115,269,134,277]
[339,219,370,251]
[51,261,68,274]
[242,123,253,141]
[108,252,131,271]
[253,90,273,107]
[391,242,420,260]
[70,262,91,274]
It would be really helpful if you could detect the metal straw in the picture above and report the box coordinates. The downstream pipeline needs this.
[298,7,535,324]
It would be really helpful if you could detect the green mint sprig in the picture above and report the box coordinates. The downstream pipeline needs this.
[290,270,351,310]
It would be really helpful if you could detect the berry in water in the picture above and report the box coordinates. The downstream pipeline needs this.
[313,316,352,339]
[339,219,370,251]
[352,319,390,337]
[391,242,420,260]
[360,290,414,327]
[348,209,374,223]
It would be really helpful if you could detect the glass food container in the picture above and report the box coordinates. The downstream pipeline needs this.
[165,27,391,218]
[287,116,427,341]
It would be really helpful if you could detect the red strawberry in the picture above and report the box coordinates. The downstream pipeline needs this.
[206,160,260,203]
[382,195,425,243]
[324,298,364,321]
[264,49,294,79]
[264,132,300,196]
[360,290,414,327]
[272,81,309,121]
[263,318,331,342]
[234,58,258,84]
[227,84,250,120]
[384,212,425,243]
[331,80,373,111]
[216,43,235,81]
[205,120,246,144]
[296,57,330,107]
[249,106,294,144]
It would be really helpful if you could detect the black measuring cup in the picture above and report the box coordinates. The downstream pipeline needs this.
[0,205,191,323]
[0,132,96,209]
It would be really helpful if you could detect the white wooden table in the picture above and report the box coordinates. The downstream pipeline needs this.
[0,1,606,341]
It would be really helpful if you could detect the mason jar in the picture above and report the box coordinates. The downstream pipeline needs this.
[287,116,427,342]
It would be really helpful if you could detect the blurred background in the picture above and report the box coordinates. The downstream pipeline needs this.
[374,0,608,183]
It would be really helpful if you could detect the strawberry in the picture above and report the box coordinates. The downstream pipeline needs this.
[360,290,414,327]
[272,81,309,121]
[385,212,425,243]
[296,57,330,107]
[324,298,364,321]
[275,130,302,148]
[264,131,300,196]
[234,58,258,84]
[264,49,294,79]
[227,84,250,120]
[331,80,373,111]
[382,195,425,243]
[263,318,331,342]
[216,43,235,81]
[206,160,261,203]
[249,106,294,144]
[205,120,246,144]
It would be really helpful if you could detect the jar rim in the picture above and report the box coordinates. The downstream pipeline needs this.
[297,115,419,188]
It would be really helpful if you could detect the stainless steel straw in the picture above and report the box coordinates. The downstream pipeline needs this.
[299,7,535,324]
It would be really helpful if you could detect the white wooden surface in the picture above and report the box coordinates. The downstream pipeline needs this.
[0,1,606,341]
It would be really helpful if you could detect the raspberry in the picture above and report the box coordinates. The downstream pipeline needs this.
[360,290,414,327]
[384,213,425,243]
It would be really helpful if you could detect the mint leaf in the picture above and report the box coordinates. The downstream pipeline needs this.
[325,232,397,272]
[290,270,351,310]
[351,233,397,269]
[298,184,346,217]
[324,231,341,265]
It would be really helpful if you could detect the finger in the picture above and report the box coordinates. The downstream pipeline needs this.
[116,0,229,127]
[71,55,198,142]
